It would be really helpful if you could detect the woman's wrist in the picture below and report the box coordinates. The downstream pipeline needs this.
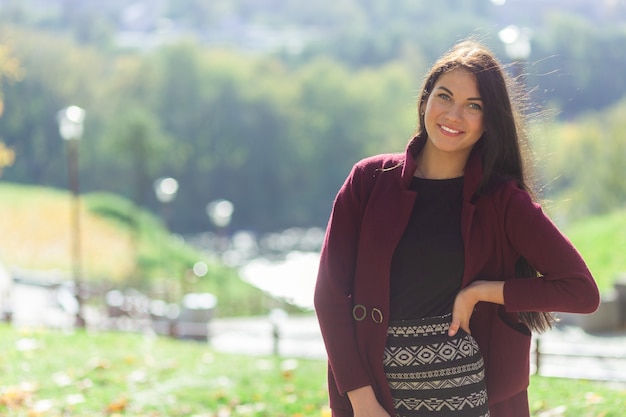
[347,385,378,410]
[470,280,505,305]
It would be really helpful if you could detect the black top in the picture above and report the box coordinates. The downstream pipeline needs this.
[389,176,464,320]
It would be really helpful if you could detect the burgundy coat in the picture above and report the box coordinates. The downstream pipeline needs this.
[314,138,599,417]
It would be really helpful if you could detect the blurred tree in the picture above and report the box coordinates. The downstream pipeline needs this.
[2,20,625,236]
[59,0,116,47]
[530,12,626,118]
[536,98,626,225]
[98,106,170,282]
[294,0,493,69]
[0,27,107,187]
[102,107,168,207]
[165,0,217,29]
[0,41,23,176]
[292,58,416,226]
[0,0,29,26]
[147,45,306,232]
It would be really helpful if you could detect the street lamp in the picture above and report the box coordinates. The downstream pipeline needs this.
[268,308,288,356]
[57,105,86,328]
[153,177,179,300]
[206,199,234,254]
[498,25,532,80]
[153,177,179,229]
[206,199,234,228]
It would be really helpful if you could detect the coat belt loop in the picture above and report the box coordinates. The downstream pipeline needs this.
[352,304,367,321]
[371,308,383,324]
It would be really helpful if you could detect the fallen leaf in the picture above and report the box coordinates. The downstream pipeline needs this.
[88,357,111,370]
[105,397,128,414]
[0,383,36,408]
[584,392,604,404]
[124,355,138,364]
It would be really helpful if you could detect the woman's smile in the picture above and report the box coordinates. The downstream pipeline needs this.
[439,124,463,135]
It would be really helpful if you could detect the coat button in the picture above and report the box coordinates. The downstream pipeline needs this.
[352,304,367,321]
[371,308,383,324]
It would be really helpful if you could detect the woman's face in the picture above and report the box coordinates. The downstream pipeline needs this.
[423,68,485,159]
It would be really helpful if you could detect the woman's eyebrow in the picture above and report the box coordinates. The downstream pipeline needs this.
[437,85,482,101]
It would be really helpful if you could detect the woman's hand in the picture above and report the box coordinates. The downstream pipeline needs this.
[347,386,391,417]
[449,280,505,337]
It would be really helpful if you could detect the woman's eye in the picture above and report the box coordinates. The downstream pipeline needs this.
[468,103,482,111]
[437,93,451,101]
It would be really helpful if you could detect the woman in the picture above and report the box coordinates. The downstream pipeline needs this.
[314,39,599,417]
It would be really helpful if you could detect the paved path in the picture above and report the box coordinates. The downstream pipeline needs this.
[209,314,626,383]
[535,325,626,382]
[210,314,326,360]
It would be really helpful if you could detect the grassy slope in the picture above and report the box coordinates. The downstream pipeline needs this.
[0,182,298,317]
[564,209,626,293]
[0,183,137,280]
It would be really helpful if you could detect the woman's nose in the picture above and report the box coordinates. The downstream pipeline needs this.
[445,105,463,122]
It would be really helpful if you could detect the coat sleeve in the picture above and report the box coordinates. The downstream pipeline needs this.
[314,163,373,395]
[501,185,600,314]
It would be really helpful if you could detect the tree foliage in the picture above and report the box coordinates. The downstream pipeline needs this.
[0,40,22,175]
[535,98,626,225]
[0,2,625,234]
[0,27,416,233]
[529,12,626,118]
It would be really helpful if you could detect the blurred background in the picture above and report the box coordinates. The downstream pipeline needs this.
[0,0,624,328]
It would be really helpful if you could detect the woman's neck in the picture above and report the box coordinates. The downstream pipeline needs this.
[414,143,469,179]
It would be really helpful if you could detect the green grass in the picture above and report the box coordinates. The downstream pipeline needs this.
[564,209,626,293]
[0,324,624,417]
[0,324,329,416]
[0,182,225,286]
[529,377,626,417]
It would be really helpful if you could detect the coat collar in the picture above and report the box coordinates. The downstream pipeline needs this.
[401,136,484,202]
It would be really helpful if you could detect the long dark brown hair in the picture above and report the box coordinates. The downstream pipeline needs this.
[414,39,554,332]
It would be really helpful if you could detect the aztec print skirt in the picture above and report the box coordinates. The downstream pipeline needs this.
[383,314,490,417]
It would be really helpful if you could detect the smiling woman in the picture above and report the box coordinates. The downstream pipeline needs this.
[314,39,599,417]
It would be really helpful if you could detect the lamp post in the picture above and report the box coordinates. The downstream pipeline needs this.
[498,25,532,81]
[268,308,288,356]
[153,177,179,230]
[57,105,86,328]
[153,177,179,301]
[206,199,234,255]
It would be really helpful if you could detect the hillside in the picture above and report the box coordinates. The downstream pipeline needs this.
[0,182,300,317]
[564,209,626,292]
[0,183,137,281]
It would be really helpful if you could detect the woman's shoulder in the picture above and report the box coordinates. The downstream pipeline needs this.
[480,177,535,206]
[482,177,544,219]
[353,151,405,174]
[336,151,405,203]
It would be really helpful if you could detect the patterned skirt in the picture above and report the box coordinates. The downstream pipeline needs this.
[383,314,490,417]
